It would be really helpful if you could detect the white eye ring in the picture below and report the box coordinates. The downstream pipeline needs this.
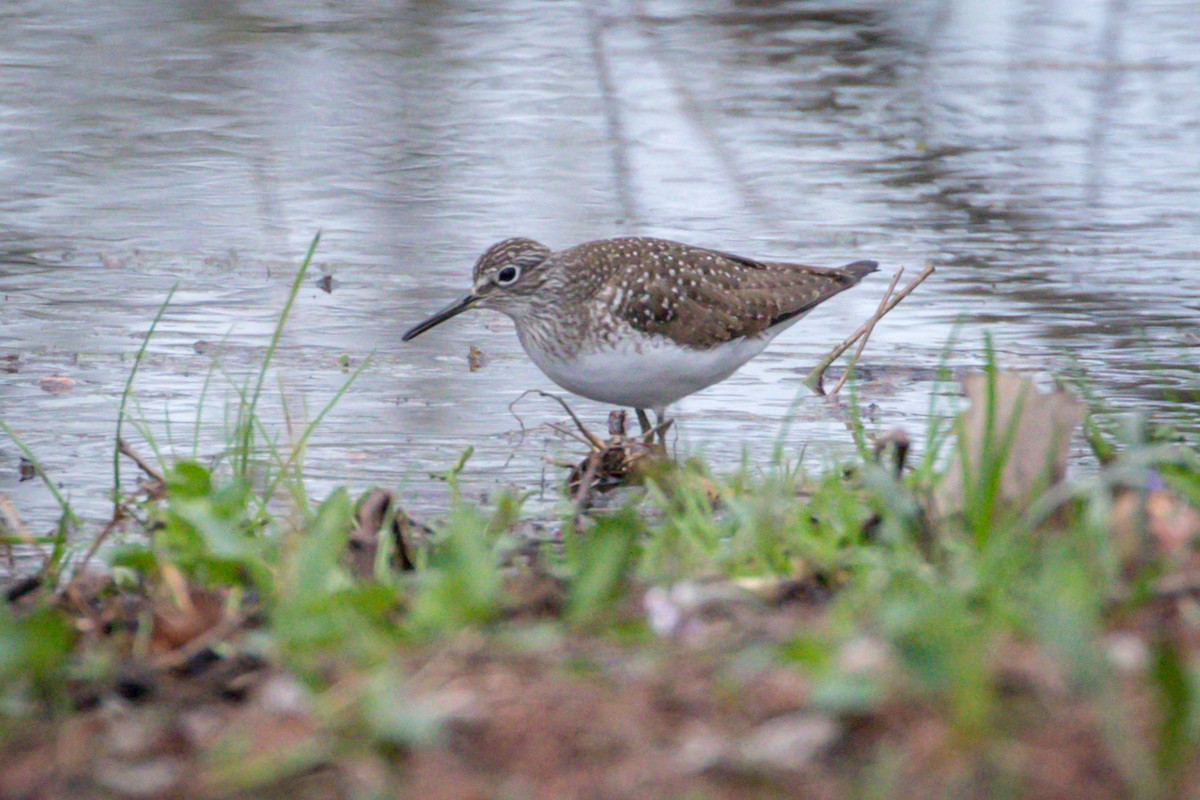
[496,265,521,286]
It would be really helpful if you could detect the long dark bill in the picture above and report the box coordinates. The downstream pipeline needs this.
[401,294,480,341]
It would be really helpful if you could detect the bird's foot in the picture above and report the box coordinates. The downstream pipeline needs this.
[615,410,671,458]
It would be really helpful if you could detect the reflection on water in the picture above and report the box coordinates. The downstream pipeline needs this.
[1,0,1198,538]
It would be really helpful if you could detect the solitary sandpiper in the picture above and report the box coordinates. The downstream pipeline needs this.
[403,237,877,432]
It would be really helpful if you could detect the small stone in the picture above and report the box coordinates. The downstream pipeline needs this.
[427,688,485,732]
[94,756,185,798]
[180,708,226,748]
[643,582,708,637]
[255,674,313,717]
[103,712,165,759]
[675,725,729,775]
[644,586,683,637]
[1106,632,1148,673]
[736,713,839,772]
[837,636,889,675]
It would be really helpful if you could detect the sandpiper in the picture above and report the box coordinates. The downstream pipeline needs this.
[403,237,877,432]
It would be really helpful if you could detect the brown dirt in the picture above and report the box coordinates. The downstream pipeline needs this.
[4,577,1194,800]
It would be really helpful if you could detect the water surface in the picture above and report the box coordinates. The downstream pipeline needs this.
[2,0,1198,545]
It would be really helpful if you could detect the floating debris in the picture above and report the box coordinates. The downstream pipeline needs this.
[467,345,489,372]
[38,374,78,394]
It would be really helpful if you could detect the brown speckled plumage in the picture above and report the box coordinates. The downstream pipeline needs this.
[467,236,877,353]
[403,235,879,414]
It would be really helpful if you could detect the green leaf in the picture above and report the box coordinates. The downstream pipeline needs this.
[167,460,214,498]
[408,504,502,634]
[359,671,446,747]
[0,605,74,678]
[1151,635,1194,779]
[289,488,353,595]
[566,509,639,625]
[777,636,833,671]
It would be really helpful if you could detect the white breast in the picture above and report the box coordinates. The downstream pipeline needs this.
[521,331,775,412]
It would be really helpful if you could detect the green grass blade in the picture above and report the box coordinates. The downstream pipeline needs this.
[262,353,373,504]
[192,355,219,459]
[114,284,177,512]
[237,232,321,477]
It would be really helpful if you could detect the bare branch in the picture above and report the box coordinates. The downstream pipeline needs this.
[118,438,166,487]
[829,267,905,397]
[805,263,935,395]
[534,391,605,450]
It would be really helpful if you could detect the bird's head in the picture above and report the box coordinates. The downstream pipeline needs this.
[402,238,553,341]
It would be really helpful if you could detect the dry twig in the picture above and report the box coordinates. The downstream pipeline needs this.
[56,439,168,598]
[118,437,166,488]
[805,263,935,395]
[150,609,253,670]
[535,391,605,449]
[548,422,600,449]
[571,451,603,510]
[828,267,905,397]
[56,508,126,600]
[0,495,33,569]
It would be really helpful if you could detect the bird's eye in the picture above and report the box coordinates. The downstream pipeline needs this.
[496,266,521,286]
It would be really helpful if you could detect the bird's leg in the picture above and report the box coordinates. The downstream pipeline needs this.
[635,408,654,443]
[650,407,671,456]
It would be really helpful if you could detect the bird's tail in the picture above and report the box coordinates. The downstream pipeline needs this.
[840,260,879,283]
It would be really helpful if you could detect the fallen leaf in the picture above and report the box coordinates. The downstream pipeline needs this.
[348,488,420,574]
[150,582,225,653]
[1111,485,1200,565]
[934,372,1085,518]
[1145,487,1200,553]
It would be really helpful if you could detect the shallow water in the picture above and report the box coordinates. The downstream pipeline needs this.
[2,0,1198,544]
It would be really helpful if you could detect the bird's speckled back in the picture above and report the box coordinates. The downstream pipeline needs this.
[547,237,877,349]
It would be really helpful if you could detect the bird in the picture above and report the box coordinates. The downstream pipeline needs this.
[402,236,877,436]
